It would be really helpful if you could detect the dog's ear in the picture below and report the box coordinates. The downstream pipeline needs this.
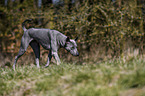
[66,37,70,42]
[75,37,78,41]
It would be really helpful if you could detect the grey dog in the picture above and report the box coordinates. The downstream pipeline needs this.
[13,19,79,70]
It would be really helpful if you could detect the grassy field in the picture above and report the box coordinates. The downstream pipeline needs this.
[1,56,145,96]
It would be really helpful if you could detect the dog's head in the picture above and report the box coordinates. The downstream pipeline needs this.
[64,37,79,56]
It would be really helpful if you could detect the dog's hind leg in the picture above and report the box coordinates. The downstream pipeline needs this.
[13,35,31,70]
[30,40,40,68]
[45,51,52,67]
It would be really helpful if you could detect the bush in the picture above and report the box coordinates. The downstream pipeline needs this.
[0,0,144,59]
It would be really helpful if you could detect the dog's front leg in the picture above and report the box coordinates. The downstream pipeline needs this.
[52,51,61,65]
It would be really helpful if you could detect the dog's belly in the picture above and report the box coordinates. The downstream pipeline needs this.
[39,41,50,50]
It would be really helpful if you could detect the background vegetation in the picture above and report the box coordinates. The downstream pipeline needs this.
[0,0,144,60]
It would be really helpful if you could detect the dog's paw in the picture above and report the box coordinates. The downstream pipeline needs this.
[42,65,49,68]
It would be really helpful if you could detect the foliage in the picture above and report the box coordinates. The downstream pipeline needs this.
[0,0,144,58]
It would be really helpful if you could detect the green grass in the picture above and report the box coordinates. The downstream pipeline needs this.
[1,57,145,96]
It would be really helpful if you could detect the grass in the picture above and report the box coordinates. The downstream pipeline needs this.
[1,56,145,96]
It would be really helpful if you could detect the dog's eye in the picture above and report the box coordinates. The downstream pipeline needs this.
[71,47,75,50]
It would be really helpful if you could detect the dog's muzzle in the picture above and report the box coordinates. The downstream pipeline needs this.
[72,51,79,56]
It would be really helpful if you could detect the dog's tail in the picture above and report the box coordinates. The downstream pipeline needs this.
[22,19,32,31]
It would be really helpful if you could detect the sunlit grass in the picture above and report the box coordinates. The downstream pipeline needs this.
[0,57,145,96]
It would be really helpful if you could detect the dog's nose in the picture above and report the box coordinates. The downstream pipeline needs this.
[76,52,79,56]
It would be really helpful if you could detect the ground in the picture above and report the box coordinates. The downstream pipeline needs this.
[0,56,145,96]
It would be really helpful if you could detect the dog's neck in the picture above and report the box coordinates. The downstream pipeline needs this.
[56,33,67,48]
